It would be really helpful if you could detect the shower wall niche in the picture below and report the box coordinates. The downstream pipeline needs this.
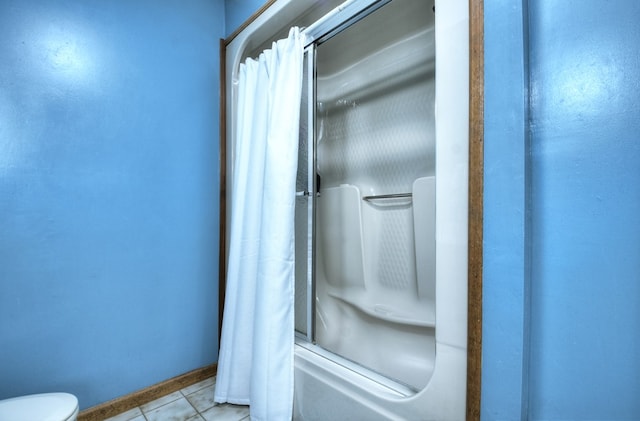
[298,0,437,391]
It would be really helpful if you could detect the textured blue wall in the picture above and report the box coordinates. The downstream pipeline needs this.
[484,0,640,419]
[528,1,640,419]
[0,0,223,409]
[482,0,530,419]
[224,0,266,37]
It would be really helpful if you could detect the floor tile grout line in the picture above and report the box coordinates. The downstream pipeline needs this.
[141,390,185,415]
[140,394,206,421]
[141,399,171,418]
[182,390,200,417]
[182,377,216,397]
[182,380,220,417]
[110,377,220,421]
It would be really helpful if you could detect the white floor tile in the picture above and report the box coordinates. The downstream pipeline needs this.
[201,403,250,421]
[181,376,216,396]
[185,384,216,413]
[144,396,199,421]
[140,390,183,413]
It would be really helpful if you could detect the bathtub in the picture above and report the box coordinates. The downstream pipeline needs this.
[293,341,467,420]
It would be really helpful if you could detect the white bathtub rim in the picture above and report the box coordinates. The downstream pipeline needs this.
[294,341,467,420]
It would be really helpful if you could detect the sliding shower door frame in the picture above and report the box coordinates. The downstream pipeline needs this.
[295,42,317,344]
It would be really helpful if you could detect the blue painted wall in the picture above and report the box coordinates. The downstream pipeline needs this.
[481,0,530,419]
[0,0,224,409]
[485,0,640,419]
[224,0,266,37]
[527,1,640,419]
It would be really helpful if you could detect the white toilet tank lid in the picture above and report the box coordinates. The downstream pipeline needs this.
[0,392,78,421]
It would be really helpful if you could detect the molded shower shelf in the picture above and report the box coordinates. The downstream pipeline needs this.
[329,291,435,328]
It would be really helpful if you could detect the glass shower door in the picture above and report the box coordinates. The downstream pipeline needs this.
[312,0,437,391]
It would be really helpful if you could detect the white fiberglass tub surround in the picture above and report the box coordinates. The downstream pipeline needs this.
[225,0,469,419]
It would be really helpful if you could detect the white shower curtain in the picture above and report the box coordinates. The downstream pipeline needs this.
[214,28,304,421]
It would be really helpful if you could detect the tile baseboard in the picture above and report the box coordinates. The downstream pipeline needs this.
[78,364,217,421]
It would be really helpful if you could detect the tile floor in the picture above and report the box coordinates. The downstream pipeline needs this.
[104,377,250,421]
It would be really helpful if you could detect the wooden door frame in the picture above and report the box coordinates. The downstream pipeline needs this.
[467,0,484,419]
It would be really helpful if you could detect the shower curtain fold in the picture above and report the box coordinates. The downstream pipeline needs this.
[214,27,304,421]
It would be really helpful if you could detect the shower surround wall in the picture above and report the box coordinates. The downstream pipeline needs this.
[224,0,469,419]
[312,0,436,390]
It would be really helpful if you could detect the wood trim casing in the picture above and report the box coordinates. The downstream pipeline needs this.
[218,37,227,344]
[77,364,217,421]
[219,1,484,418]
[467,0,484,419]
[225,0,278,46]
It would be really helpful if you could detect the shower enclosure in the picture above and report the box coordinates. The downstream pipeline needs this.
[294,0,436,392]
[224,0,469,418]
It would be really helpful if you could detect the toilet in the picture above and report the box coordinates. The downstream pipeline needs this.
[0,393,78,421]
